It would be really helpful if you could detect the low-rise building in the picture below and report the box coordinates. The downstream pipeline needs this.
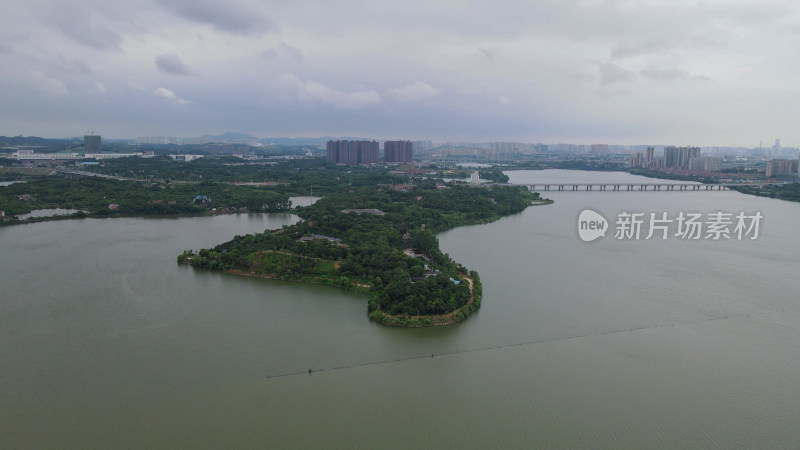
[193,195,211,206]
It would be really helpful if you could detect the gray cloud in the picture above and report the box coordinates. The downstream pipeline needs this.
[261,42,304,61]
[612,39,674,59]
[279,74,381,109]
[29,71,70,97]
[154,87,192,105]
[155,53,194,75]
[640,66,709,82]
[2,0,800,145]
[157,0,276,35]
[386,81,439,102]
[277,42,303,60]
[477,48,499,60]
[598,63,636,85]
[57,57,94,75]
[43,6,123,51]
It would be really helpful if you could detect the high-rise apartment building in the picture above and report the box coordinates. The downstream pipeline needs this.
[765,159,799,177]
[412,140,433,153]
[663,146,700,169]
[629,152,644,168]
[326,140,379,166]
[384,140,413,163]
[688,157,722,172]
[84,135,102,153]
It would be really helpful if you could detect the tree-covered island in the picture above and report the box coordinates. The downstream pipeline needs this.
[179,182,545,327]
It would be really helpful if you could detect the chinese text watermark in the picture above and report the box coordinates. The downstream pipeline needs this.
[578,209,762,242]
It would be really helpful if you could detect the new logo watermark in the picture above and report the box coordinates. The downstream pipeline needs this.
[577,209,608,242]
[577,209,762,242]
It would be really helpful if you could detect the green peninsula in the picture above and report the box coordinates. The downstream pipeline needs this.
[179,182,544,327]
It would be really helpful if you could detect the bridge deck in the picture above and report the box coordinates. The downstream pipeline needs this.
[507,183,770,191]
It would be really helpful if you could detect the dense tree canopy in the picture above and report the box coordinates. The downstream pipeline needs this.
[0,177,290,216]
[180,183,541,320]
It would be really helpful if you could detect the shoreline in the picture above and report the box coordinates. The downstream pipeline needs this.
[178,183,538,328]
[368,273,480,328]
[216,267,480,328]
[225,267,369,294]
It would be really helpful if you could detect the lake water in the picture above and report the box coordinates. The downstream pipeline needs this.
[2,170,799,448]
[288,195,322,209]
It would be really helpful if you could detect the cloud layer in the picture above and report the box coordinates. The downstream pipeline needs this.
[1,0,799,145]
[155,53,194,75]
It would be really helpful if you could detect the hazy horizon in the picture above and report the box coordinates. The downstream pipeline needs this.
[3,131,784,150]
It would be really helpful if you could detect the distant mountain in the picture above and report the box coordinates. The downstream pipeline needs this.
[201,131,259,141]
[0,136,81,148]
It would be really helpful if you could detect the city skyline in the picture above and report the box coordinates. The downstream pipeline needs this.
[3,1,800,146]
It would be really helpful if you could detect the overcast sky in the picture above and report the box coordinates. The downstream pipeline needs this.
[2,0,799,146]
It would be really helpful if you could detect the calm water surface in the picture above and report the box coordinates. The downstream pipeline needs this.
[2,170,799,448]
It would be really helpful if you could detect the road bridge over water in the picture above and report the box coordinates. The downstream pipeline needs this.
[508,183,771,192]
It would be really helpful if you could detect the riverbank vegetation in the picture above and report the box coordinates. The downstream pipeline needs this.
[179,183,542,326]
[729,183,800,202]
[0,177,291,220]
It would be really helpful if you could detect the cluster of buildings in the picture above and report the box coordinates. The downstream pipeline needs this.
[326,140,415,166]
[10,135,145,161]
[663,146,700,169]
[437,147,497,157]
[488,142,546,154]
[629,146,721,172]
[628,147,656,168]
